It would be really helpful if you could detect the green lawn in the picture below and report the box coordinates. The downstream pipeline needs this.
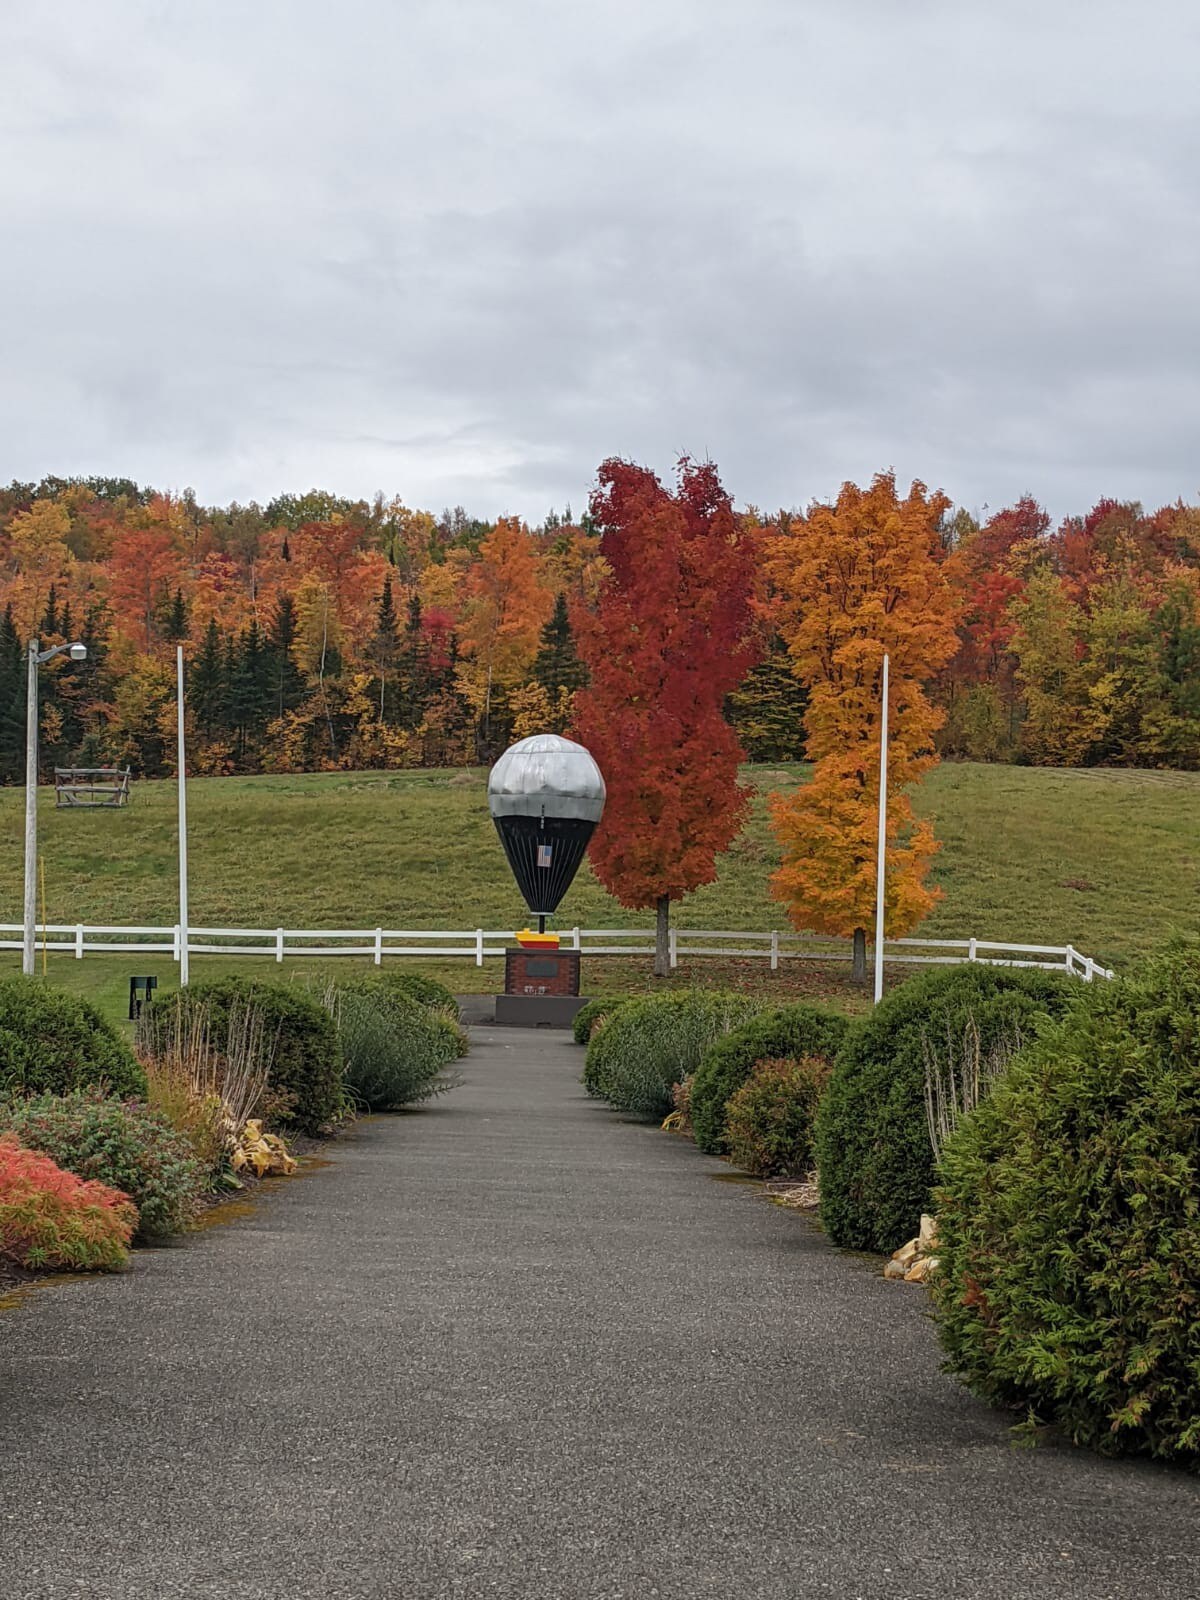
[1,762,1195,1024]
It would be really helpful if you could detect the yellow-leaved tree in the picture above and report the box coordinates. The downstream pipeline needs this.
[767,473,959,978]
[458,517,552,753]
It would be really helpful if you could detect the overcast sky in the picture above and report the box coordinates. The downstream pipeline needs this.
[3,0,1198,523]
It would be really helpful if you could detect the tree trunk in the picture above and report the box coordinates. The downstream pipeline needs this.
[852,926,867,984]
[654,894,671,978]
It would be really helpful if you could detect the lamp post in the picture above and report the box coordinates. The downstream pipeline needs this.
[873,652,890,1006]
[24,638,87,976]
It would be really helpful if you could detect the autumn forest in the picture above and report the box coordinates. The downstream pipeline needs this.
[0,467,1197,799]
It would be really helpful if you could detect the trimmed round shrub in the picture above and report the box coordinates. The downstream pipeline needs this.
[0,980,146,1101]
[932,942,1200,1463]
[724,1056,831,1178]
[333,981,461,1111]
[376,970,459,1018]
[150,978,343,1135]
[0,1133,136,1271]
[816,965,1075,1255]
[572,997,632,1046]
[690,1003,850,1155]
[583,991,760,1120]
[4,1089,205,1239]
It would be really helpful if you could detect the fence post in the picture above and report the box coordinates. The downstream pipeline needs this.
[770,930,779,972]
[1065,944,1078,977]
[173,924,181,962]
[75,923,84,960]
[276,928,285,964]
[374,928,383,967]
[968,937,977,962]
[476,929,484,968]
[1083,955,1095,983]
[572,926,581,951]
[669,927,678,970]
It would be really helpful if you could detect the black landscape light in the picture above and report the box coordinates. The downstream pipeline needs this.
[128,974,158,1021]
[487,734,606,931]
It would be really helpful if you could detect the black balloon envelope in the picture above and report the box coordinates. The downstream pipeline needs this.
[487,734,606,918]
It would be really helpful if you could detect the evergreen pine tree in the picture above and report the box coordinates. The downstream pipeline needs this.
[190,619,230,740]
[164,588,189,642]
[37,584,68,768]
[55,600,85,756]
[396,594,433,730]
[231,619,271,767]
[373,577,400,723]
[0,606,26,783]
[40,585,60,640]
[726,634,809,762]
[533,592,587,698]
[265,593,307,717]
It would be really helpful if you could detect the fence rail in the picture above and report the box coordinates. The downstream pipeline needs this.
[0,923,1116,981]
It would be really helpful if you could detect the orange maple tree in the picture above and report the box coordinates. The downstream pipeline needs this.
[572,458,759,975]
[766,472,958,973]
[458,517,552,735]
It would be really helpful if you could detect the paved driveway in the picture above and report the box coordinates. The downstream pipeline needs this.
[1,1024,1197,1598]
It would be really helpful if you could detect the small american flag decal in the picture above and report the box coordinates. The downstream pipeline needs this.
[537,843,553,868]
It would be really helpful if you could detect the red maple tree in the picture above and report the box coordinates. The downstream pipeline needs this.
[571,457,759,974]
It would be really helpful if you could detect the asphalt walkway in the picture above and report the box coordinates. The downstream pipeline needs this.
[1,1024,1198,1599]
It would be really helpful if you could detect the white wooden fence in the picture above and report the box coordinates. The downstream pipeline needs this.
[0,923,1115,981]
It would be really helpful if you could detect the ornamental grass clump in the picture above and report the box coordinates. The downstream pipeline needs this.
[326,980,461,1111]
[148,978,343,1135]
[689,1003,849,1155]
[136,995,272,1180]
[724,1056,831,1179]
[932,940,1200,1465]
[0,979,146,1100]
[583,991,759,1121]
[0,1133,137,1271]
[572,997,632,1045]
[4,1090,206,1240]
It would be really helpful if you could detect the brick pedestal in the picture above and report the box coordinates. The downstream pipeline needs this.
[495,947,587,1027]
[504,948,581,998]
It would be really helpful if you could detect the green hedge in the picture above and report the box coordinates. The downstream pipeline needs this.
[816,965,1075,1254]
[4,1089,204,1239]
[690,1003,849,1155]
[583,991,759,1120]
[0,980,146,1101]
[933,942,1200,1463]
[332,980,461,1110]
[149,978,343,1135]
[571,997,632,1046]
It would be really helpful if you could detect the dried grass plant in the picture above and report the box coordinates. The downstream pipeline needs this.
[922,1013,1024,1164]
[136,997,273,1177]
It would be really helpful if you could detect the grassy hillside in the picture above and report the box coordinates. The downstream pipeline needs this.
[0,761,1195,1020]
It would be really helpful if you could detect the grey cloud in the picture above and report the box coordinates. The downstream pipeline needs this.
[1,0,1197,521]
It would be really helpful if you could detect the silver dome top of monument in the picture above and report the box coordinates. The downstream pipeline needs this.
[487,734,606,824]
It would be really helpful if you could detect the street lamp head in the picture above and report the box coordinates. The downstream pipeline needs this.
[69,642,87,661]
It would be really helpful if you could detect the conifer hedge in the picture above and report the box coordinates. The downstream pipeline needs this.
[932,941,1200,1463]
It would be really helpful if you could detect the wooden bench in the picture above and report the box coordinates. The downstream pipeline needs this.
[54,767,132,808]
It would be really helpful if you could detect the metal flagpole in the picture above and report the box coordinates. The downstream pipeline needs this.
[873,653,890,1006]
[22,641,38,976]
[177,645,190,987]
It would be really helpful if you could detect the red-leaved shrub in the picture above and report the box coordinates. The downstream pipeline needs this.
[724,1055,832,1179]
[0,1133,137,1271]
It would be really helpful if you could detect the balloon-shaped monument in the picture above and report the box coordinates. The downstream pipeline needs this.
[487,733,605,1025]
[487,733,606,929]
